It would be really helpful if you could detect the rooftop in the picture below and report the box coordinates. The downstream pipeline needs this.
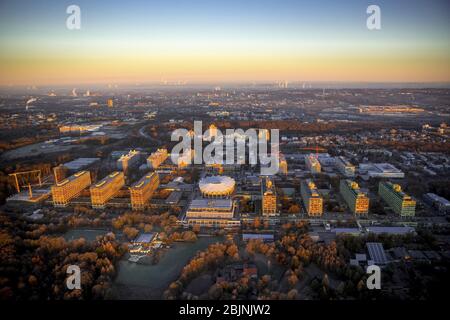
[189,198,233,210]
[130,172,158,189]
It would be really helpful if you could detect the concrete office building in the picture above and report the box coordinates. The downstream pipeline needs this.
[279,153,288,175]
[117,149,141,172]
[305,154,321,174]
[129,172,159,210]
[261,177,278,216]
[147,148,169,169]
[185,199,240,228]
[90,171,125,208]
[336,156,356,177]
[300,179,323,216]
[378,181,416,217]
[51,171,91,207]
[340,179,369,215]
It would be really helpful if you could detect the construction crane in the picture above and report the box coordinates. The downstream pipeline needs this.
[299,146,326,156]
[8,170,42,194]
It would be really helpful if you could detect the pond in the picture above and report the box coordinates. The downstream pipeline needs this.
[112,236,223,299]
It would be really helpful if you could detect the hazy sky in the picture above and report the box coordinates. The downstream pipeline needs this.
[0,0,449,85]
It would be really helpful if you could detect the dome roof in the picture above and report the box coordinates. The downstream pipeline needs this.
[199,175,235,196]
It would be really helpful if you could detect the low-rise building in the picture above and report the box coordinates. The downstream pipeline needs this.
[185,199,240,227]
[335,156,356,177]
[423,193,450,213]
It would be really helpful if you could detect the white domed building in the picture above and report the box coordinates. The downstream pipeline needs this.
[199,175,236,198]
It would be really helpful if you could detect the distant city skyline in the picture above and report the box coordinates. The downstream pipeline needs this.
[0,0,449,85]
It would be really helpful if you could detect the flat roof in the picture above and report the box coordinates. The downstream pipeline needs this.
[367,242,388,265]
[130,172,158,189]
[56,170,89,186]
[189,199,233,210]
[133,233,156,243]
[367,226,415,235]
[91,171,122,189]
[63,158,100,170]
[242,234,274,241]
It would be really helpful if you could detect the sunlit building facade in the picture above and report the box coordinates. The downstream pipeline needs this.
[90,171,125,208]
[129,172,159,210]
[262,177,278,216]
[185,199,239,228]
[147,148,168,169]
[300,179,323,216]
[305,154,321,174]
[378,181,416,217]
[340,179,369,215]
[51,170,91,207]
[117,149,141,172]
[279,153,288,175]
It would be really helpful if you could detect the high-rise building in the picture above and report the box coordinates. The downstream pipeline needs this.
[335,156,356,177]
[90,171,125,208]
[378,181,416,217]
[147,148,168,169]
[129,172,159,210]
[279,153,288,175]
[51,171,91,207]
[107,99,114,107]
[305,154,321,174]
[117,149,141,172]
[262,177,278,216]
[300,179,323,216]
[340,179,369,215]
